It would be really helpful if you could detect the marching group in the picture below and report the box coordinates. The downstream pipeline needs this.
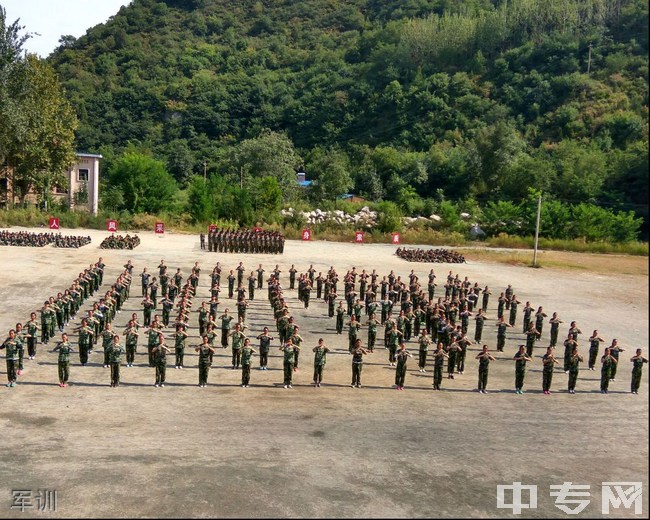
[1,257,647,394]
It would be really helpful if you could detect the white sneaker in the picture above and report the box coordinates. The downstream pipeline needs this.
[283,385,288,389]
[288,385,293,389]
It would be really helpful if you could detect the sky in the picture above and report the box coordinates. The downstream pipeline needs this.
[2,0,131,57]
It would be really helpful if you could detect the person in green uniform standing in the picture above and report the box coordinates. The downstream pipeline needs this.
[534,307,547,341]
[123,320,139,367]
[108,335,125,387]
[365,313,380,352]
[541,346,560,395]
[600,347,617,394]
[350,339,370,388]
[100,323,118,368]
[280,339,299,389]
[26,312,39,359]
[524,323,539,358]
[256,327,274,370]
[549,312,563,347]
[562,332,579,373]
[417,329,432,372]
[239,338,256,387]
[630,349,648,395]
[496,316,512,352]
[74,318,95,366]
[289,326,303,371]
[1,330,20,387]
[394,342,412,390]
[566,346,583,394]
[508,295,521,327]
[173,324,188,369]
[336,301,346,334]
[476,344,496,393]
[608,339,625,382]
[219,309,234,348]
[432,342,448,390]
[14,323,28,375]
[386,323,403,367]
[229,323,247,369]
[347,315,361,353]
[312,338,330,387]
[52,333,74,387]
[195,336,215,388]
[513,345,533,394]
[587,330,605,370]
[152,333,170,387]
[474,309,488,343]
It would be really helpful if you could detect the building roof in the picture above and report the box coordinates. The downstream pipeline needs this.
[76,153,103,159]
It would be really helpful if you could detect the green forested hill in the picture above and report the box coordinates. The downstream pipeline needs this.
[48,0,648,232]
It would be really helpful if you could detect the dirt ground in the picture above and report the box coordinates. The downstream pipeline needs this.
[0,227,647,518]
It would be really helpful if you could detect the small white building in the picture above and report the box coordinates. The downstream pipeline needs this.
[67,153,102,215]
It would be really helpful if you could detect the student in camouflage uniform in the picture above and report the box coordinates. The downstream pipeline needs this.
[469,344,492,393]
[541,346,560,395]
[365,313,380,352]
[608,339,625,381]
[52,333,74,387]
[196,336,215,387]
[394,342,412,390]
[417,329,431,372]
[108,335,125,387]
[335,301,346,334]
[280,338,299,388]
[74,318,95,366]
[173,325,188,369]
[588,330,605,370]
[350,339,370,388]
[219,309,234,348]
[431,342,448,390]
[566,346,583,394]
[152,333,170,387]
[100,323,118,368]
[496,316,512,352]
[600,348,617,394]
[630,349,648,395]
[513,345,533,394]
[25,312,39,359]
[240,338,256,387]
[229,323,247,369]
[549,312,563,347]
[312,338,330,387]
[123,320,139,367]
[1,330,20,387]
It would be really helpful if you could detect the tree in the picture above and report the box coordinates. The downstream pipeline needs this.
[109,150,178,214]
[307,147,353,203]
[1,55,77,206]
[186,175,213,223]
[229,130,301,200]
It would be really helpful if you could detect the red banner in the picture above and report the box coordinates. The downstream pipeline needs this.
[155,222,165,234]
[107,220,118,232]
[354,231,364,243]
[208,225,218,233]
[253,227,263,233]
[392,232,400,244]
[302,229,311,241]
[49,217,60,230]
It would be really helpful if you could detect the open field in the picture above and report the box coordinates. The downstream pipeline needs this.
[0,227,647,518]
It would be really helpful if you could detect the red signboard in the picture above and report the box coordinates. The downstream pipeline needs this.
[107,220,118,232]
[49,217,60,230]
[155,222,165,234]
[302,229,311,241]
[253,227,263,233]
[208,225,218,233]
[392,232,400,244]
[354,231,364,243]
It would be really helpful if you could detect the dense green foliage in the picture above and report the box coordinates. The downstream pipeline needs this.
[38,0,650,239]
[0,7,77,207]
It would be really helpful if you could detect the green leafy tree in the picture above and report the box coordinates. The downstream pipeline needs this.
[109,150,178,213]
[307,147,353,203]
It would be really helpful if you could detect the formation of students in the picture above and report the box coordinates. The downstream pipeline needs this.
[201,228,285,254]
[396,247,466,264]
[1,259,647,394]
[0,230,91,248]
[99,234,141,249]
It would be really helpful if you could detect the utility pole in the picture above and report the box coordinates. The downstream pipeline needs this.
[532,194,542,268]
[587,42,593,74]
[203,160,207,182]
